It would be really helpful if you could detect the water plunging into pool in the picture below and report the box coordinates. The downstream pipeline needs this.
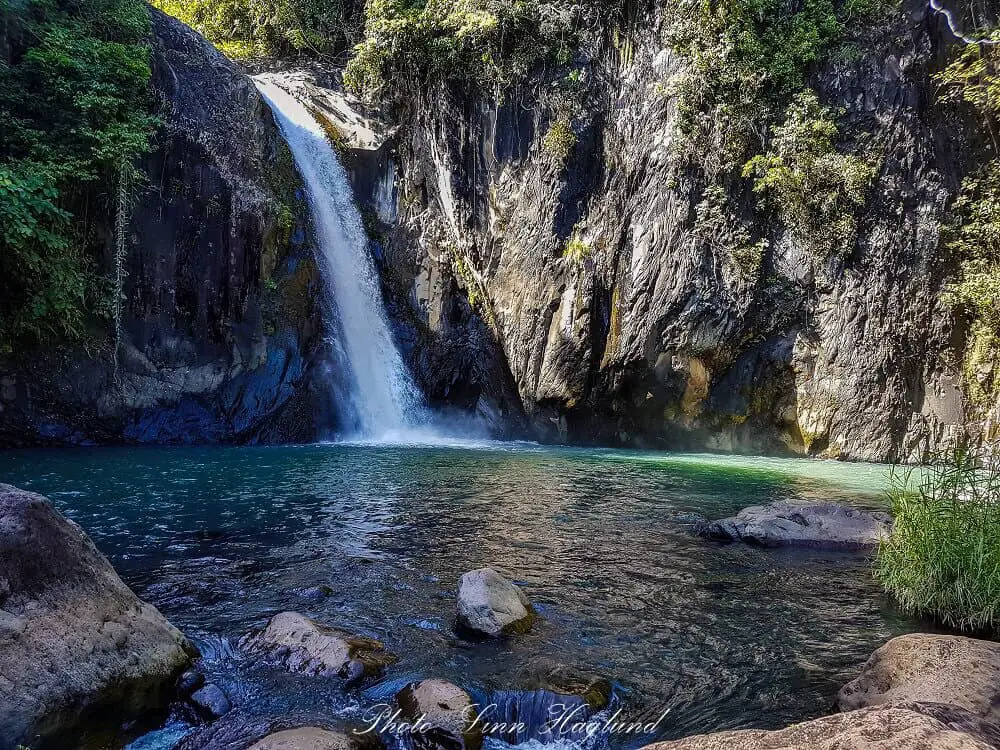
[255,78,429,441]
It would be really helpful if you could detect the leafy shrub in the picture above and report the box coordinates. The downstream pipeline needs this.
[942,164,1000,404]
[876,446,1000,633]
[0,0,156,350]
[664,0,893,172]
[936,28,1000,137]
[743,90,876,258]
[562,233,590,262]
[151,0,360,60]
[343,0,570,99]
[944,163,1000,327]
[542,117,576,163]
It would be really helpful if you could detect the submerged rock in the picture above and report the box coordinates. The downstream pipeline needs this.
[698,501,892,549]
[291,585,335,600]
[177,669,206,696]
[0,483,194,748]
[521,660,613,711]
[396,678,483,750]
[639,703,1000,750]
[241,611,397,682]
[837,634,1000,724]
[190,683,233,719]
[456,568,534,637]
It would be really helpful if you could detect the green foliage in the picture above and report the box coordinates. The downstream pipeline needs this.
[743,90,876,258]
[542,117,576,163]
[664,0,892,172]
[0,0,156,350]
[562,232,590,262]
[937,33,1000,403]
[944,163,1000,328]
[343,0,569,99]
[942,164,1000,403]
[151,0,358,59]
[936,29,1000,139]
[876,446,1000,633]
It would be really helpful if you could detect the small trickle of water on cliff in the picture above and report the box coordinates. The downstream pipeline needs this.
[255,77,429,440]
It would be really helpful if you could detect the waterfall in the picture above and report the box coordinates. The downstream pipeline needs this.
[254,78,428,440]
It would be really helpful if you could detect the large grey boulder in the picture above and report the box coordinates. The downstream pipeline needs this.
[456,568,534,638]
[396,678,482,750]
[0,484,194,748]
[639,703,1000,750]
[699,501,893,549]
[837,634,1000,724]
[241,611,397,681]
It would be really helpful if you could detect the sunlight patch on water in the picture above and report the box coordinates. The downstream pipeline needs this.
[604,450,895,498]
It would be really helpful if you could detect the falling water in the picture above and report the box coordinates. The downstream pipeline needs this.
[254,77,427,439]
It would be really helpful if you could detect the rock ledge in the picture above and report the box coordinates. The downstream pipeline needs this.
[699,501,892,549]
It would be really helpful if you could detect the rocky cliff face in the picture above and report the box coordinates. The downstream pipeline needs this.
[1,2,992,459]
[358,0,984,461]
[0,9,328,446]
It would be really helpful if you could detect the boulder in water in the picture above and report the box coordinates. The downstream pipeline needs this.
[837,634,1000,724]
[396,678,483,750]
[698,501,892,549]
[0,483,195,747]
[241,611,397,682]
[177,669,206,696]
[456,568,534,637]
[190,682,233,719]
[638,703,1000,750]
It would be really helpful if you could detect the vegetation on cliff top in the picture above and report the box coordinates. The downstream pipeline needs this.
[149,0,360,60]
[665,0,891,174]
[0,0,156,351]
[343,0,575,99]
[666,0,891,268]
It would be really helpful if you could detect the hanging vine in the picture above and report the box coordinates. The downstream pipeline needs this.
[112,159,136,382]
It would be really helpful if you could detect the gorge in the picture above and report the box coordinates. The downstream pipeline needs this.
[2,0,1000,748]
[0,0,997,461]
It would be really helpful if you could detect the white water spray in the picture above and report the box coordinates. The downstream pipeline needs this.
[254,77,428,439]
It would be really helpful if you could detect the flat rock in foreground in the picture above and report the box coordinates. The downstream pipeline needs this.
[248,727,358,750]
[456,568,534,637]
[175,713,384,750]
[838,634,1000,725]
[639,703,1000,750]
[0,483,194,748]
[698,501,892,549]
[241,611,397,682]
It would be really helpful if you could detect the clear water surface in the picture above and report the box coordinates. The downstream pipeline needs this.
[0,442,924,749]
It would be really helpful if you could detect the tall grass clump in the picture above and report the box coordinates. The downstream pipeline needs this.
[876,446,1000,633]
